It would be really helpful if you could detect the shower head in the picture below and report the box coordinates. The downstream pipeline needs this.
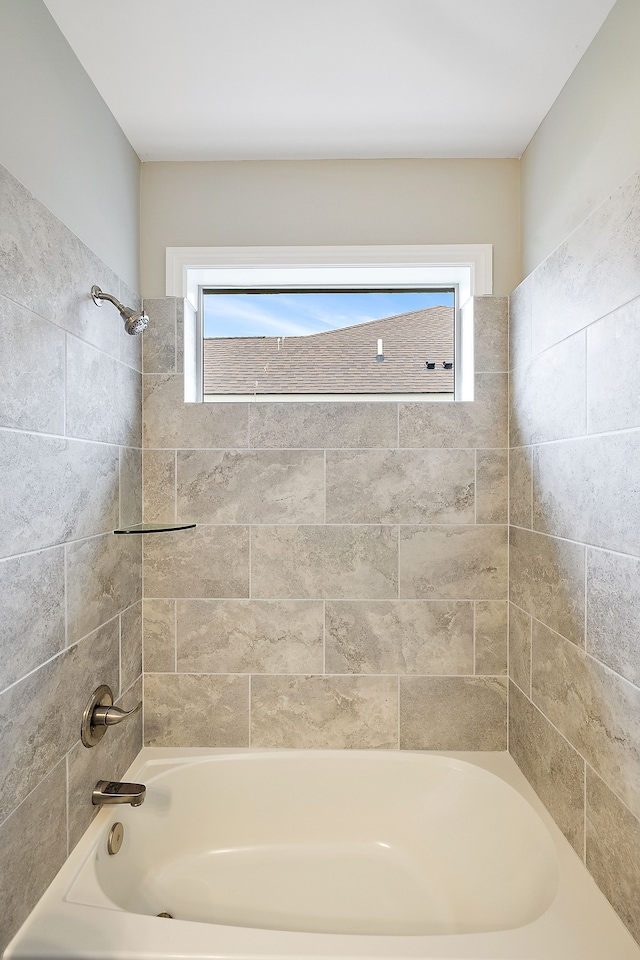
[91,286,149,335]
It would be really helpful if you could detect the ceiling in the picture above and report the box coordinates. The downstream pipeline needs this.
[43,0,617,162]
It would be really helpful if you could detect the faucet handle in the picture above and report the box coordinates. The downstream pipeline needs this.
[92,700,142,726]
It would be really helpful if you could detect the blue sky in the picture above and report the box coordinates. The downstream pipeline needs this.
[203,290,454,338]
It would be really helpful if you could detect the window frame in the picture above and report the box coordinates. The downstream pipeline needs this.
[165,245,493,404]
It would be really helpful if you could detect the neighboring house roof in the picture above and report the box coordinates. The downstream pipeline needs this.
[203,306,454,395]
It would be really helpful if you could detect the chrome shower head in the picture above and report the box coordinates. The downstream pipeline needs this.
[91,286,149,336]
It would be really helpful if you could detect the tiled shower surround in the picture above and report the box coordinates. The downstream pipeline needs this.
[0,164,143,949]
[142,296,509,750]
[508,166,640,946]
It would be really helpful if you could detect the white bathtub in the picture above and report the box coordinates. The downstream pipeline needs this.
[5,749,640,959]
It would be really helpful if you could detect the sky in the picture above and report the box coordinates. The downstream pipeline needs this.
[203,290,454,338]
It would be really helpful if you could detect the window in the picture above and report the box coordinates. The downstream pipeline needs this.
[166,245,493,403]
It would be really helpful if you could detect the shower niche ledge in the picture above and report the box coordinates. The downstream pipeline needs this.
[114,523,196,535]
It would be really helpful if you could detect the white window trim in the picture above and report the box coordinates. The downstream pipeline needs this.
[166,244,492,404]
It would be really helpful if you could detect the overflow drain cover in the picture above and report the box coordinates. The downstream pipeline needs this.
[157,912,173,919]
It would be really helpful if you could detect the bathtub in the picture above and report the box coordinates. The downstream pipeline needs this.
[5,749,640,959]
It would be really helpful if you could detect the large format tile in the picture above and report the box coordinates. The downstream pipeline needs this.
[177,599,323,673]
[532,619,640,820]
[509,682,584,854]
[587,295,640,434]
[399,373,508,448]
[473,296,508,372]
[0,432,119,558]
[399,525,507,600]
[177,449,324,524]
[509,275,532,372]
[0,296,65,433]
[533,432,640,556]
[0,762,67,955]
[0,620,119,823]
[325,600,474,675]
[587,767,640,946]
[326,449,474,524]
[509,527,585,646]
[119,446,142,528]
[66,533,141,644]
[143,449,175,523]
[67,678,142,851]
[143,374,248,448]
[399,676,507,750]
[251,525,398,599]
[251,675,398,749]
[143,599,175,673]
[531,169,640,355]
[249,402,398,448]
[509,446,532,529]
[509,603,532,695]
[144,674,249,747]
[143,526,249,598]
[66,336,142,446]
[474,600,507,675]
[142,298,177,374]
[475,449,508,523]
[587,548,640,687]
[121,602,143,693]
[0,547,65,692]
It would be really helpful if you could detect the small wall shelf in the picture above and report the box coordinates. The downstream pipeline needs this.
[114,523,196,535]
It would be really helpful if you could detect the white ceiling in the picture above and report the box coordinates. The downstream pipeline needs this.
[43,0,617,162]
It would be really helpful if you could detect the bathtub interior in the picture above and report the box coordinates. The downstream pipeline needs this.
[66,751,558,937]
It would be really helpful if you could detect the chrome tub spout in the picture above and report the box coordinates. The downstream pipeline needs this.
[92,780,146,807]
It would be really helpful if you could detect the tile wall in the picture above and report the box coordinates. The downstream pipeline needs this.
[509,166,640,946]
[142,296,509,751]
[0,164,143,951]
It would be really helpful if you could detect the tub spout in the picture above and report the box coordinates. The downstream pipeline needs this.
[92,780,146,807]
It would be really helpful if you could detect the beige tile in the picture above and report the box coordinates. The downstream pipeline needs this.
[142,298,177,374]
[509,681,584,854]
[509,275,532,372]
[475,449,508,523]
[143,525,249,598]
[251,675,397,749]
[0,432,119,558]
[511,333,586,446]
[508,603,531,695]
[587,296,640,434]
[0,295,65,434]
[509,446,532,529]
[144,673,249,747]
[177,599,323,673]
[177,449,324,523]
[121,601,143,693]
[143,374,248,448]
[532,619,640,820]
[509,527,585,646]
[326,449,474,524]
[325,600,474,675]
[474,600,507,675]
[587,548,640,687]
[399,525,507,600]
[473,296,508,372]
[67,678,142,851]
[66,336,142,447]
[66,533,141,644]
[0,547,65,692]
[0,620,119,822]
[533,432,640,556]
[399,373,507,448]
[0,762,67,954]
[400,676,507,750]
[143,449,176,523]
[251,525,398,599]
[143,599,175,673]
[249,402,398,448]
[587,767,640,947]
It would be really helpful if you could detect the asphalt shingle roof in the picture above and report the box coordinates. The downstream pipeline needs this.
[203,306,454,395]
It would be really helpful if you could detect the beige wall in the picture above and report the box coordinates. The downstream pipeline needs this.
[0,0,140,290]
[521,0,640,275]
[140,159,520,298]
